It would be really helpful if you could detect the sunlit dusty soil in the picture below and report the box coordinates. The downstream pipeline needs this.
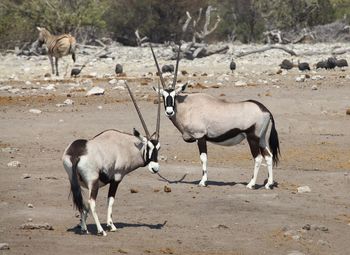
[0,44,349,255]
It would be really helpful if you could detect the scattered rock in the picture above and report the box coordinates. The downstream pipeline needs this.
[287,251,305,255]
[164,186,171,193]
[153,189,160,193]
[311,85,318,90]
[44,73,51,78]
[297,186,311,193]
[27,203,34,208]
[88,72,97,78]
[82,79,93,86]
[181,70,188,75]
[0,85,12,91]
[159,155,167,161]
[29,109,42,114]
[86,86,105,96]
[109,78,117,85]
[213,224,229,229]
[22,174,31,179]
[159,247,174,254]
[7,161,21,167]
[117,248,128,254]
[235,80,247,87]
[295,75,305,82]
[97,105,103,110]
[1,147,19,153]
[63,99,74,105]
[25,81,32,86]
[346,109,350,115]
[8,88,20,94]
[130,188,139,193]
[20,223,53,230]
[317,239,330,246]
[43,84,55,91]
[113,85,125,90]
[0,243,10,250]
[311,75,324,81]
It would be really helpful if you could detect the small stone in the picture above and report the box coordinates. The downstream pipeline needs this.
[97,105,103,110]
[7,161,21,167]
[284,229,298,237]
[287,251,305,255]
[44,73,51,78]
[25,81,32,86]
[29,109,42,114]
[63,99,74,105]
[302,224,311,231]
[317,239,329,246]
[113,85,125,90]
[109,78,117,85]
[0,85,12,91]
[235,80,247,87]
[130,188,139,193]
[295,76,305,82]
[214,224,229,229]
[0,243,10,250]
[43,84,55,91]
[8,88,20,94]
[311,85,318,90]
[297,186,311,193]
[27,203,34,208]
[88,72,97,78]
[22,174,31,179]
[346,109,350,115]
[82,79,93,86]
[164,186,171,193]
[86,86,105,96]
[1,147,19,153]
[159,155,167,161]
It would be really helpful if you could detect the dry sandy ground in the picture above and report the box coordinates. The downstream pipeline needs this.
[0,44,350,255]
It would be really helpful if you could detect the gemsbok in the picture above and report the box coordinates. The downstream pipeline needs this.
[37,27,76,76]
[150,44,280,189]
[62,81,161,236]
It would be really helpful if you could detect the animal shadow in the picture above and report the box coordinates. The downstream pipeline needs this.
[67,220,167,235]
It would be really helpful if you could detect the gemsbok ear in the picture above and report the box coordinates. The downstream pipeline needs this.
[133,128,147,143]
[175,82,188,94]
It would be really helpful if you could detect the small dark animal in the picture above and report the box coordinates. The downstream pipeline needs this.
[230,59,236,73]
[336,59,348,68]
[161,64,174,73]
[298,61,310,71]
[316,60,326,69]
[115,64,123,74]
[325,57,337,70]
[70,65,85,78]
[279,59,294,70]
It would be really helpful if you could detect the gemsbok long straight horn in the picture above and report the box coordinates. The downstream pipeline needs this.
[152,45,280,189]
[62,81,161,236]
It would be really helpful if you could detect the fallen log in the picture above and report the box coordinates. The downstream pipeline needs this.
[235,45,297,57]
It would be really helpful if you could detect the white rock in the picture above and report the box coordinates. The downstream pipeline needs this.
[295,76,305,82]
[97,105,103,110]
[109,78,117,85]
[89,72,97,78]
[117,80,126,86]
[287,251,305,255]
[63,99,74,105]
[56,104,66,107]
[7,161,21,167]
[29,109,42,114]
[8,88,20,94]
[0,85,12,91]
[25,81,32,86]
[235,80,247,87]
[43,84,55,91]
[0,243,9,250]
[297,186,311,193]
[113,85,125,90]
[86,87,105,96]
[311,85,318,90]
[311,75,324,81]
[59,119,64,123]
[27,203,34,208]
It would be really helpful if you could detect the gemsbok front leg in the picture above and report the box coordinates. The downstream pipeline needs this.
[246,135,263,189]
[197,138,208,187]
[106,180,120,232]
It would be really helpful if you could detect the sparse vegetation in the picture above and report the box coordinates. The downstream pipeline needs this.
[0,0,349,48]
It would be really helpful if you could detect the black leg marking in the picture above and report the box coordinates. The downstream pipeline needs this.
[197,137,207,155]
[108,180,120,199]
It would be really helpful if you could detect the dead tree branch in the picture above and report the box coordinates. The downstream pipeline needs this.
[235,45,297,57]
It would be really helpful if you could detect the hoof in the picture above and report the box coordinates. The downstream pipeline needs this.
[198,181,207,187]
[107,225,117,232]
[80,229,89,235]
[97,230,107,237]
[246,183,256,190]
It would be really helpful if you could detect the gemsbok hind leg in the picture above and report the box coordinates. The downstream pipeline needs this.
[197,138,208,187]
[106,180,120,232]
[79,205,89,234]
[246,136,263,189]
[88,182,106,236]
[261,147,274,189]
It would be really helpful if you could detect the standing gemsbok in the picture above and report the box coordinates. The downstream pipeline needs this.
[36,27,76,76]
[62,81,161,236]
[150,45,280,189]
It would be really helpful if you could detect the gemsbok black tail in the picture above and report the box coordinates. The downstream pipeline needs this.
[70,157,84,213]
[269,114,280,166]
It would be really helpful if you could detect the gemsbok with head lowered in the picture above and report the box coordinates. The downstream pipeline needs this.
[150,44,280,189]
[37,27,76,76]
[62,81,161,236]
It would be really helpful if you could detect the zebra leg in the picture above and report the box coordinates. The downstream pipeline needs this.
[261,147,274,189]
[49,56,54,74]
[247,136,262,189]
[55,57,59,76]
[106,180,120,232]
[197,138,208,187]
[88,182,106,236]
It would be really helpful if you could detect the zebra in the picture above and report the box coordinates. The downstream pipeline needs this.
[36,27,76,76]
